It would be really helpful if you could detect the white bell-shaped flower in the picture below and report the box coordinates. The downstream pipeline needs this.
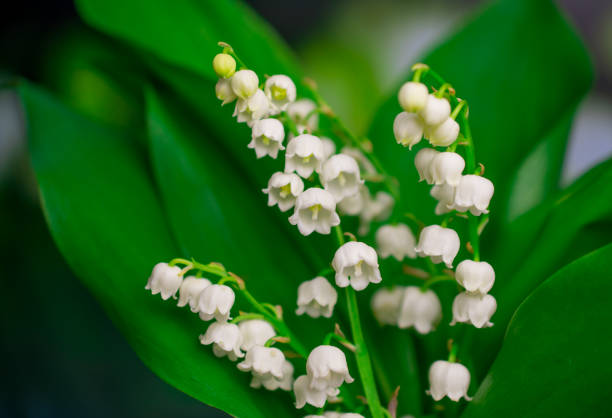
[264,75,297,112]
[285,134,325,178]
[321,137,337,161]
[453,175,494,216]
[414,148,440,184]
[425,117,460,147]
[455,260,495,294]
[199,321,244,361]
[371,286,405,325]
[430,152,465,186]
[177,276,212,311]
[237,345,286,379]
[341,146,377,176]
[451,292,496,328]
[397,286,442,334]
[332,241,382,291]
[428,360,472,402]
[196,284,235,322]
[238,319,276,351]
[415,225,460,268]
[250,359,294,391]
[294,375,339,409]
[262,172,304,212]
[430,183,455,215]
[338,185,368,216]
[321,154,364,202]
[145,262,182,300]
[306,345,354,391]
[234,89,270,126]
[287,99,318,133]
[249,118,285,159]
[230,69,259,99]
[398,81,429,113]
[393,112,424,149]
[289,188,340,236]
[296,276,338,318]
[420,94,451,126]
[376,223,416,261]
[215,78,237,106]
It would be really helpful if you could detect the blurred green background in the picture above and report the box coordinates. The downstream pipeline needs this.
[1,0,611,417]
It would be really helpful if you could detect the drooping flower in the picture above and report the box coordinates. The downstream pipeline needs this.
[296,276,338,318]
[284,134,325,178]
[249,118,285,159]
[332,241,382,291]
[414,148,440,184]
[453,175,494,216]
[293,375,339,409]
[289,188,340,236]
[306,345,354,391]
[215,78,237,106]
[250,359,294,391]
[341,146,377,176]
[430,183,455,215]
[212,53,236,79]
[230,69,259,99]
[397,286,442,334]
[233,89,270,126]
[264,75,297,112]
[321,154,364,202]
[420,94,451,126]
[262,172,304,212]
[375,223,416,261]
[199,321,244,361]
[320,137,337,161]
[238,319,276,351]
[237,345,286,379]
[415,225,460,268]
[177,276,212,311]
[427,360,472,402]
[455,260,495,294]
[370,286,405,325]
[425,117,460,147]
[398,81,429,113]
[196,284,235,322]
[287,99,318,133]
[393,112,424,149]
[337,185,368,216]
[145,262,182,300]
[451,292,496,328]
[430,152,465,186]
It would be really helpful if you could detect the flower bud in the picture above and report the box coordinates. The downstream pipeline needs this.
[393,112,424,149]
[414,148,439,184]
[451,292,496,328]
[371,286,405,325]
[453,175,494,216]
[287,99,318,133]
[196,284,235,322]
[415,224,460,268]
[420,94,451,126]
[262,172,304,212]
[398,81,429,113]
[289,187,340,236]
[177,276,212,311]
[233,89,270,126]
[251,360,294,391]
[321,154,364,202]
[455,260,495,294]
[215,78,237,106]
[430,152,465,186]
[306,345,354,391]
[231,69,259,99]
[332,241,382,291]
[294,375,338,409]
[375,223,416,261]
[249,118,285,159]
[425,117,460,147]
[285,134,325,178]
[296,276,338,318]
[145,262,182,300]
[237,345,286,379]
[199,321,244,361]
[427,360,472,402]
[397,286,442,334]
[212,53,236,79]
[238,319,276,351]
[265,75,297,112]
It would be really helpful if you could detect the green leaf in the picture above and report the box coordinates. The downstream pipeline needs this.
[20,82,294,418]
[462,243,612,418]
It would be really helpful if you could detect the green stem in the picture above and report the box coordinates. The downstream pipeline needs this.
[448,342,459,363]
[230,313,265,324]
[421,275,456,291]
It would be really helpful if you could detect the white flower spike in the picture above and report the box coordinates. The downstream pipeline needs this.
[398,81,429,113]
[145,262,182,300]
[289,188,340,236]
[177,276,212,311]
[453,175,494,216]
[287,98,318,133]
[238,319,276,351]
[393,112,424,149]
[212,53,236,79]
[285,134,325,178]
[251,360,294,391]
[455,260,495,294]
[425,117,460,147]
[215,78,237,106]
[196,284,235,322]
[371,286,405,325]
[428,360,472,402]
[199,321,244,361]
[332,241,382,291]
[234,89,270,126]
[397,287,442,334]
[230,69,259,99]
[420,94,451,126]
[414,148,440,184]
[306,345,354,391]
[249,118,285,159]
[296,276,338,318]
[415,225,460,268]
[262,172,304,212]
[264,75,297,112]
[321,154,364,202]
[376,223,416,261]
[451,292,497,328]
[294,375,338,409]
[430,152,465,186]
[237,345,286,379]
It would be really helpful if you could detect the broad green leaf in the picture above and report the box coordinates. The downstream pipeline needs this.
[20,82,294,418]
[462,243,612,418]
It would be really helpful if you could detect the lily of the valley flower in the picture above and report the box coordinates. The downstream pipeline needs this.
[375,223,416,261]
[215,78,237,106]
[371,286,405,325]
[212,53,236,79]
[428,360,472,402]
[145,262,182,300]
[199,321,244,361]
[455,260,495,294]
[358,191,395,235]
[451,292,496,328]
[430,152,465,186]
[430,183,455,215]
[332,241,382,291]
[287,99,318,133]
[337,185,367,216]
[238,319,276,351]
[321,154,364,202]
[230,69,259,99]
[296,276,338,318]
[289,188,340,236]
[420,94,451,126]
[415,225,460,268]
[415,148,440,184]
[177,276,212,311]
[453,175,494,216]
[249,118,285,159]
[425,117,460,147]
[250,360,294,391]
[264,75,297,112]
[285,134,325,178]
[262,172,304,212]
[398,287,442,334]
[196,284,235,322]
[306,345,354,391]
[293,375,339,409]
[237,345,286,379]
[234,89,270,126]
[393,112,424,149]
[321,137,336,161]
[341,146,377,176]
[398,81,429,113]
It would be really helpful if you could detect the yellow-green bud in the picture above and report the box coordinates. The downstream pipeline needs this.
[213,53,236,79]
